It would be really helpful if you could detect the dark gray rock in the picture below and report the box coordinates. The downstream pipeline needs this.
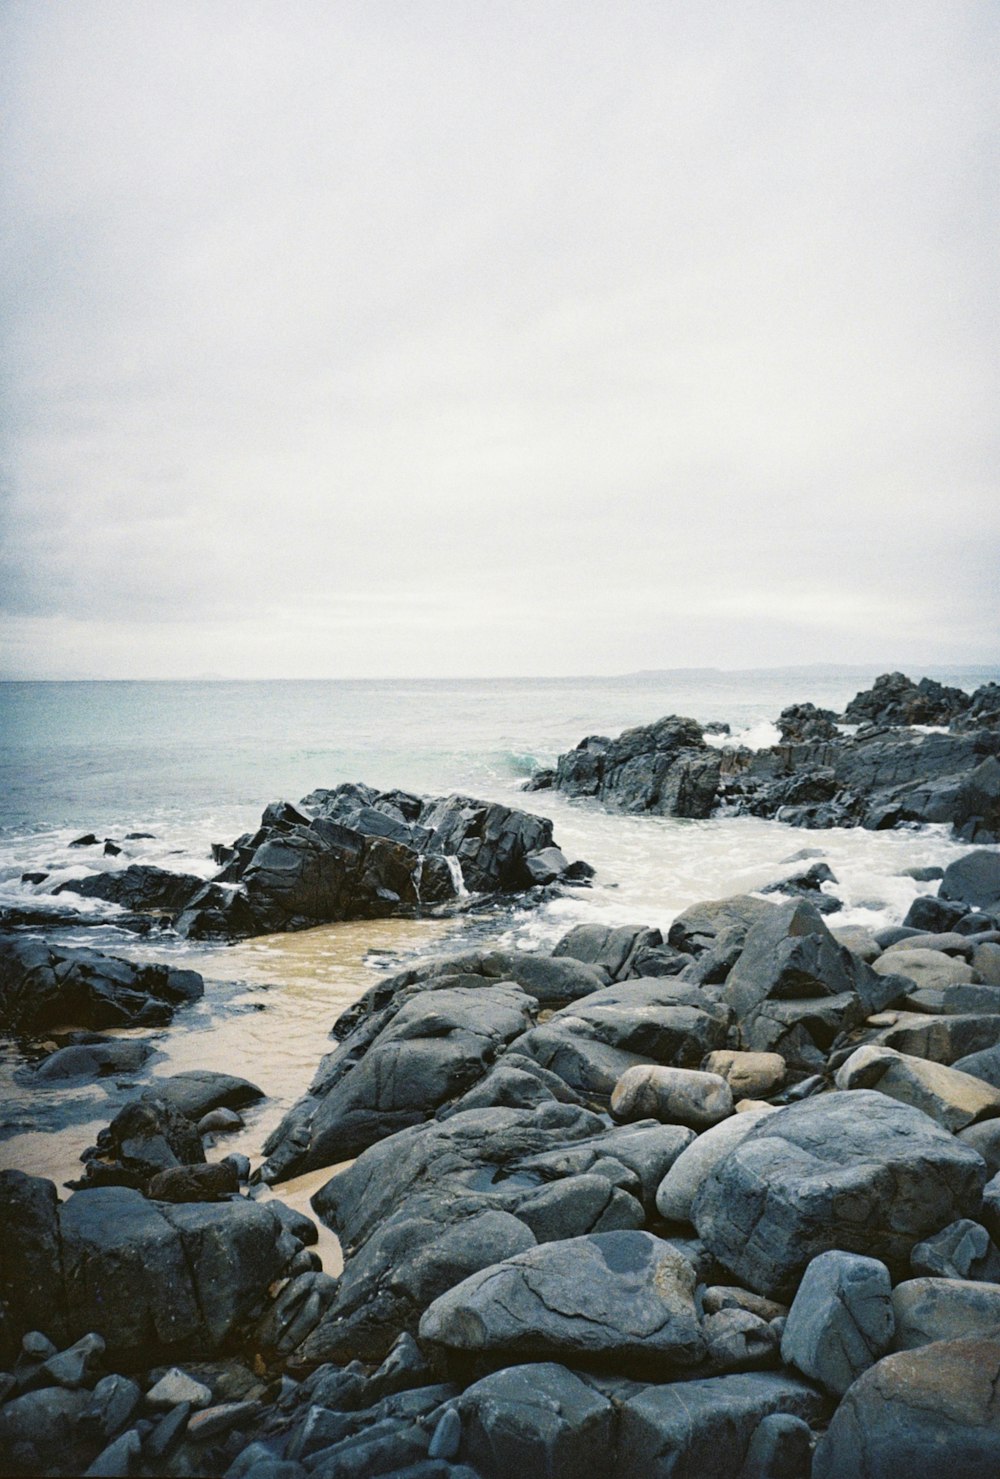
[0,1386,95,1475]
[457,1363,613,1479]
[551,923,664,981]
[910,1219,1000,1282]
[545,714,720,818]
[29,1039,155,1083]
[80,1373,142,1443]
[420,1231,706,1372]
[547,977,731,1066]
[144,1070,265,1119]
[736,1412,814,1479]
[953,755,1000,843]
[667,895,775,956]
[616,1372,828,1478]
[940,850,1000,910]
[0,936,203,1033]
[72,1096,205,1190]
[780,1250,894,1395]
[812,1336,1000,1478]
[777,703,839,744]
[843,672,970,728]
[53,863,204,913]
[691,1090,987,1298]
[82,1427,142,1476]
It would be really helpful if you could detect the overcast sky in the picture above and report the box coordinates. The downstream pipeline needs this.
[1,1,997,678]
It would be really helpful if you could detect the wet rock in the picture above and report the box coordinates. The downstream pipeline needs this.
[54,863,205,913]
[551,923,664,981]
[457,1363,613,1478]
[0,1386,94,1475]
[691,1090,987,1298]
[812,1335,1000,1477]
[835,1045,1000,1131]
[143,1069,265,1119]
[892,1277,1000,1349]
[546,977,731,1066]
[82,1427,141,1477]
[777,703,839,744]
[420,1230,705,1373]
[842,672,970,728]
[513,1174,645,1242]
[953,754,1000,843]
[0,936,203,1033]
[198,1106,245,1134]
[0,1174,68,1359]
[29,1039,155,1083]
[544,714,720,817]
[610,1064,733,1128]
[251,1271,340,1355]
[146,1162,240,1202]
[780,1250,894,1395]
[910,1219,1000,1282]
[75,1097,205,1190]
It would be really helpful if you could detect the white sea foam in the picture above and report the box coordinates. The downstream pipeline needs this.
[703,720,782,752]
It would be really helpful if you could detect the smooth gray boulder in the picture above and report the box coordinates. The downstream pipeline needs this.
[615,1372,828,1478]
[420,1230,705,1373]
[691,1090,987,1298]
[457,1363,614,1479]
[30,1039,155,1082]
[940,850,1000,910]
[812,1337,1000,1479]
[667,895,775,956]
[142,1070,264,1118]
[780,1250,894,1395]
[872,947,974,991]
[656,1107,777,1223]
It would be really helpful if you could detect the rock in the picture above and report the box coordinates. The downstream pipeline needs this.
[427,1405,461,1461]
[891,1278,1000,1349]
[958,1120,1000,1175]
[80,1373,142,1443]
[74,1097,205,1190]
[0,936,203,1033]
[691,1090,987,1299]
[143,1069,264,1119]
[186,1399,261,1442]
[812,1336,1000,1478]
[872,947,974,992]
[777,703,839,743]
[616,1372,828,1477]
[513,1174,645,1243]
[910,1219,1000,1282]
[610,1065,733,1128]
[901,893,967,932]
[143,1401,191,1461]
[82,1427,142,1477]
[26,1331,106,1392]
[736,1412,814,1479]
[198,1107,244,1134]
[30,1039,155,1082]
[834,1045,1000,1131]
[953,755,1000,843]
[780,1250,894,1396]
[0,1386,94,1475]
[870,1011,1000,1066]
[146,1162,240,1202]
[703,1051,786,1098]
[70,834,99,847]
[457,1363,612,1479]
[53,863,204,913]
[843,672,971,727]
[940,850,1000,910]
[0,1174,68,1359]
[655,1107,778,1223]
[420,1230,705,1373]
[667,895,775,956]
[545,978,731,1067]
[146,1367,213,1409]
[544,714,720,817]
[974,942,1000,986]
[551,923,664,981]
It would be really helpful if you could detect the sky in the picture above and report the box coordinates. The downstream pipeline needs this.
[1,1,997,679]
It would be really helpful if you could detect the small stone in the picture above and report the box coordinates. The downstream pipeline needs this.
[186,1400,260,1441]
[40,1332,105,1390]
[428,1405,461,1460]
[145,1368,213,1410]
[198,1107,244,1135]
[81,1374,142,1442]
[703,1051,786,1099]
[611,1064,733,1128]
[911,1220,1000,1282]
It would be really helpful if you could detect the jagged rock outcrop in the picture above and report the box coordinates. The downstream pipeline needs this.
[0,935,203,1033]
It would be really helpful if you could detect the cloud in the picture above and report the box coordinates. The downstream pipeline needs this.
[1,0,998,675]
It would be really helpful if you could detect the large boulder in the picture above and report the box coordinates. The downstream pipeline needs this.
[812,1337,1000,1479]
[175,784,588,939]
[842,672,970,727]
[0,935,203,1033]
[546,715,721,817]
[53,863,204,913]
[834,1046,1000,1132]
[940,850,1000,911]
[419,1231,706,1373]
[0,1173,295,1364]
[691,1090,987,1299]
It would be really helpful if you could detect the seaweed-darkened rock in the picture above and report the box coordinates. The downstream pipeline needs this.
[53,864,205,914]
[0,935,203,1033]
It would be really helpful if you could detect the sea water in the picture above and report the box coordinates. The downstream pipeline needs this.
[2,666,998,1192]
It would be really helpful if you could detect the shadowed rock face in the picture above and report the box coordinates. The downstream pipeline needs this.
[174,781,588,939]
[543,714,721,818]
[0,935,203,1033]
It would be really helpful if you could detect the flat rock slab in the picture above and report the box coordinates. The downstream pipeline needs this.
[691,1089,987,1299]
[835,1045,1000,1131]
[420,1230,705,1373]
[813,1337,1000,1479]
[142,1070,265,1119]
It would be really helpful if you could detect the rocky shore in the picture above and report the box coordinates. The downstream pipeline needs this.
[527,672,1000,842]
[3,675,1000,1476]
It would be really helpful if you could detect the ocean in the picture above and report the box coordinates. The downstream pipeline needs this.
[2,665,998,1206]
